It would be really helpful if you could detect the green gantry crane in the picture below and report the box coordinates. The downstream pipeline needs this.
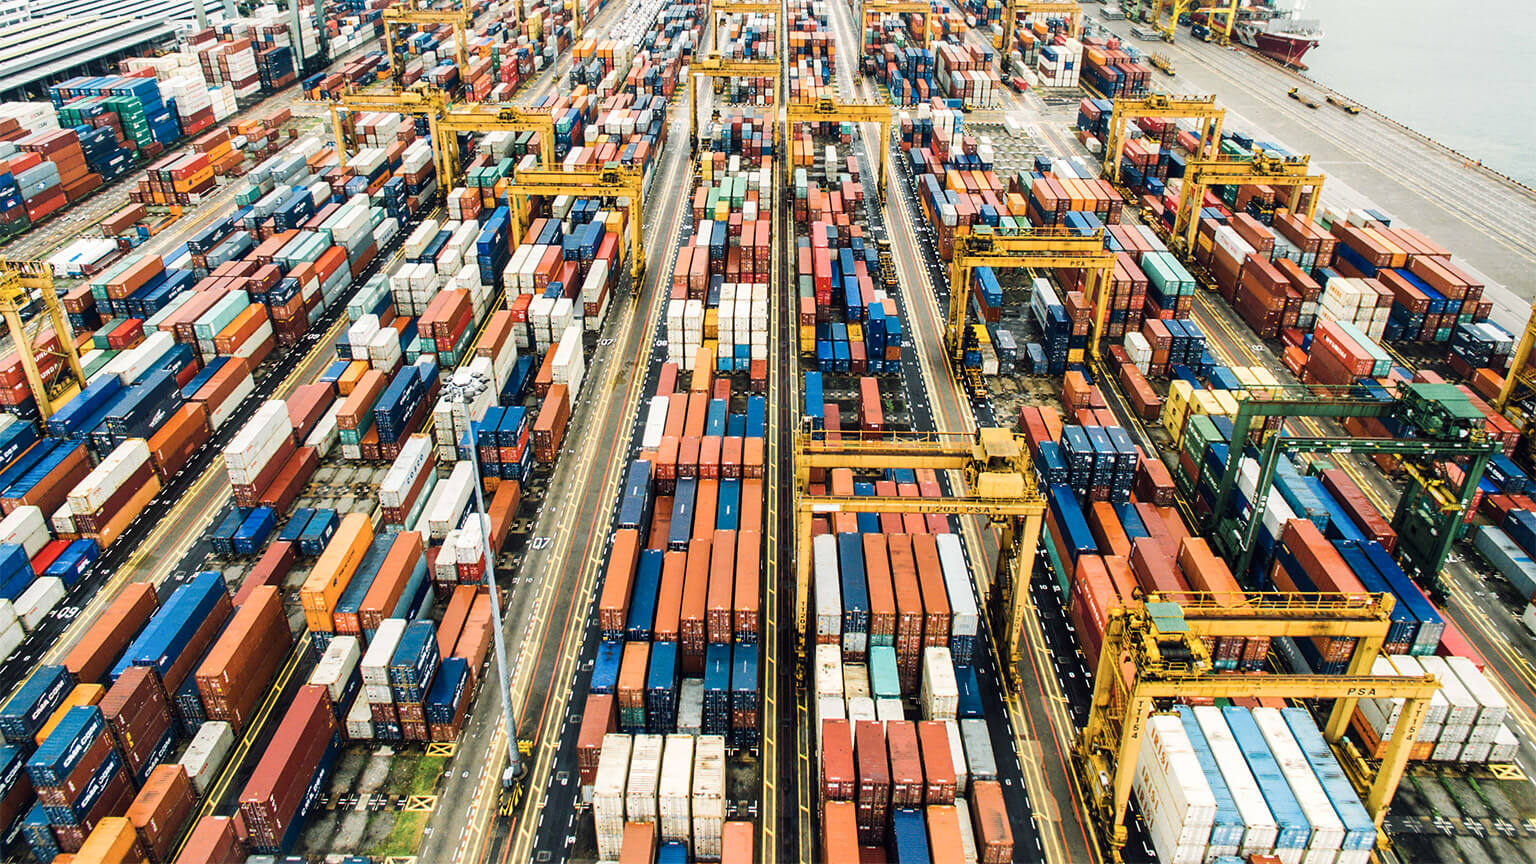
[1204,381,1496,593]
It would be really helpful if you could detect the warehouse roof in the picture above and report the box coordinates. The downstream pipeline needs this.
[0,15,173,95]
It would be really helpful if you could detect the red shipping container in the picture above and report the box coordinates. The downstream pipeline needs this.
[236,541,295,606]
[238,684,337,851]
[576,693,616,787]
[100,665,176,784]
[176,815,247,864]
[126,764,197,864]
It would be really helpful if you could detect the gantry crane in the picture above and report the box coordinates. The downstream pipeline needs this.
[782,97,894,201]
[508,165,646,278]
[1493,301,1536,446]
[995,0,1084,53]
[382,3,472,91]
[1101,93,1224,185]
[0,260,86,419]
[706,0,781,55]
[793,428,1046,677]
[860,0,932,52]
[944,225,1116,367]
[1148,0,1195,42]
[1191,0,1238,44]
[1171,151,1324,255]
[1203,382,1496,590]
[686,52,781,154]
[435,102,557,183]
[1077,594,1439,862]
[317,88,451,181]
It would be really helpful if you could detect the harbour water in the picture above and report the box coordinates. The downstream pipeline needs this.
[1300,0,1536,187]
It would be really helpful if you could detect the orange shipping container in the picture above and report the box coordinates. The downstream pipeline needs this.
[196,585,290,732]
[302,512,373,631]
[73,817,146,864]
[64,582,158,685]
[358,531,425,631]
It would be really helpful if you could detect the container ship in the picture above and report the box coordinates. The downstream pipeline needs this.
[1196,0,1324,67]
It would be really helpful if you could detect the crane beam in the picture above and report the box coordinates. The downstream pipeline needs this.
[509,166,646,278]
[1102,94,1224,184]
[783,97,893,200]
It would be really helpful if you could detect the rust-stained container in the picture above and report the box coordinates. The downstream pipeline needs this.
[862,533,896,648]
[854,720,889,843]
[706,529,735,645]
[733,529,760,642]
[302,512,373,632]
[73,816,147,864]
[653,550,686,643]
[147,402,212,480]
[886,719,924,807]
[821,800,859,863]
[196,586,291,733]
[238,684,337,852]
[970,780,1014,863]
[258,445,318,514]
[912,534,950,649]
[100,665,176,786]
[285,382,334,443]
[1278,518,1369,599]
[533,384,571,462]
[598,529,641,638]
[486,480,521,554]
[236,541,295,606]
[616,641,650,717]
[65,583,158,685]
[917,720,957,804]
[126,764,196,863]
[358,530,424,632]
[820,719,855,808]
[576,692,616,788]
[889,533,924,685]
[680,537,711,674]
[1318,468,1397,553]
[451,594,492,673]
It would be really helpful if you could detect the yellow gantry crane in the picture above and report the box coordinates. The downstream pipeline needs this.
[995,0,1084,53]
[0,260,86,419]
[861,0,932,52]
[686,52,782,153]
[436,102,557,182]
[793,428,1046,676]
[1172,151,1325,255]
[1149,0,1194,42]
[1493,301,1536,442]
[706,0,782,54]
[1101,93,1224,185]
[944,225,1115,365]
[319,87,451,181]
[508,165,646,277]
[1193,0,1239,44]
[383,2,473,90]
[782,97,894,201]
[1076,594,1439,862]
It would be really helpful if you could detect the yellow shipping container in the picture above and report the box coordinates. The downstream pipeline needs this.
[35,684,106,746]
[302,512,374,632]
[73,817,141,864]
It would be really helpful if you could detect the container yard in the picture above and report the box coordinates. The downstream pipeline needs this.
[0,0,1533,863]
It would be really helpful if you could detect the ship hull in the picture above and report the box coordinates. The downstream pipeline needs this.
[1250,31,1320,67]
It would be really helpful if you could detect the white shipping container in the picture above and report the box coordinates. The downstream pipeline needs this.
[658,734,693,844]
[309,635,362,702]
[815,644,843,702]
[0,506,50,557]
[69,439,154,515]
[641,396,669,450]
[425,461,476,540]
[691,735,726,859]
[625,733,663,824]
[1417,656,1479,726]
[813,535,841,642]
[921,646,959,721]
[363,683,394,705]
[380,435,434,509]
[1133,714,1217,864]
[1445,655,1509,727]
[179,720,236,795]
[953,798,980,864]
[345,694,373,740]
[944,720,968,794]
[875,697,903,722]
[847,696,877,722]
[1251,707,1344,852]
[15,576,65,631]
[305,401,341,457]
[361,619,408,687]
[0,599,15,634]
[0,620,20,665]
[593,733,632,860]
[934,535,981,641]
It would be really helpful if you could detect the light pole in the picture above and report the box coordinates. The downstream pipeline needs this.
[443,371,523,785]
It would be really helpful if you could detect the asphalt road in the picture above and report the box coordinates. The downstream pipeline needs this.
[1084,15,1536,332]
